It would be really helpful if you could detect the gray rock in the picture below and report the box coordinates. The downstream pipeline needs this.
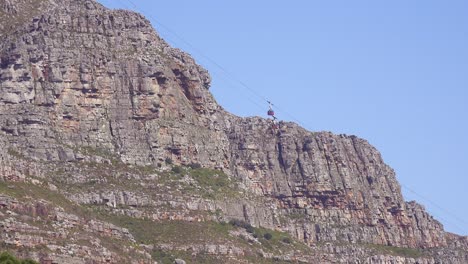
[174,259,186,264]
[0,0,467,263]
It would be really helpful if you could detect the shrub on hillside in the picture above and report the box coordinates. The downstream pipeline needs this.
[0,252,39,264]
[171,166,182,174]
[263,233,273,240]
[188,162,202,169]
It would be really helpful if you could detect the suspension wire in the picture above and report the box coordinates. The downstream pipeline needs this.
[209,69,266,113]
[401,184,467,234]
[272,103,310,129]
[101,1,466,232]
[110,0,271,116]
[122,0,267,101]
[104,0,266,110]
[118,0,314,127]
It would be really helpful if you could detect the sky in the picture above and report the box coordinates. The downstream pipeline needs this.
[97,0,468,235]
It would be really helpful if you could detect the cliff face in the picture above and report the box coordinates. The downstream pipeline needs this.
[227,119,448,249]
[0,0,467,263]
[0,0,227,165]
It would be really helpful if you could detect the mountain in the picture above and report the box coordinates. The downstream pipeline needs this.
[0,0,467,263]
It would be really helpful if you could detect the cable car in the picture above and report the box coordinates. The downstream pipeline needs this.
[267,101,275,116]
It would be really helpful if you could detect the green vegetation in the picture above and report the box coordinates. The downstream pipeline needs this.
[134,164,159,175]
[190,168,230,189]
[0,177,308,263]
[0,181,91,222]
[151,249,176,264]
[93,211,232,245]
[171,165,183,174]
[189,168,239,199]
[365,243,425,258]
[95,210,309,263]
[227,220,303,253]
[0,155,306,263]
[7,148,27,160]
[253,226,306,253]
[188,162,202,169]
[152,165,243,199]
[244,256,299,264]
[0,252,38,264]
[228,219,251,229]
[77,146,119,162]
[151,249,224,264]
[0,181,149,263]
[263,233,273,240]
[229,219,257,234]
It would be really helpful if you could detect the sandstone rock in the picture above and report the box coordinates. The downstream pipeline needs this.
[0,0,467,263]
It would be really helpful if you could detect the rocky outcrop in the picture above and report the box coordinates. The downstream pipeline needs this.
[1,0,467,263]
[226,118,448,248]
[0,0,233,170]
[0,192,145,263]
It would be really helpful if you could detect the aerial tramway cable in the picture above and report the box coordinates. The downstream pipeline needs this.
[101,0,467,234]
[114,0,309,128]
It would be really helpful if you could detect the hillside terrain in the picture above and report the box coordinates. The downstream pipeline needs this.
[0,0,467,263]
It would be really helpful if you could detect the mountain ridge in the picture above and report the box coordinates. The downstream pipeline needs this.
[0,0,467,263]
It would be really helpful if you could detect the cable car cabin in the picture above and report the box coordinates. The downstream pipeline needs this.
[267,109,275,116]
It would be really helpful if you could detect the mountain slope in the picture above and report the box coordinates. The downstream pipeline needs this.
[0,0,467,263]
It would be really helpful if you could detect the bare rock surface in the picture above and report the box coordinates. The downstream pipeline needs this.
[0,0,467,263]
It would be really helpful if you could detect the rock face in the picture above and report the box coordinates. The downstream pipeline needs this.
[0,0,467,263]
[227,120,448,248]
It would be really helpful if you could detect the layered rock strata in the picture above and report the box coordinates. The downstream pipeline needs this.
[0,0,467,263]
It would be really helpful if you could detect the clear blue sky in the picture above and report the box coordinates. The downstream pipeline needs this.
[98,0,468,235]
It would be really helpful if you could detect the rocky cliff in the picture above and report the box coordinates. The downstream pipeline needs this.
[0,0,467,263]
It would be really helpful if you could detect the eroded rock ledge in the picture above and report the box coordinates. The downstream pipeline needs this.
[0,0,467,263]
